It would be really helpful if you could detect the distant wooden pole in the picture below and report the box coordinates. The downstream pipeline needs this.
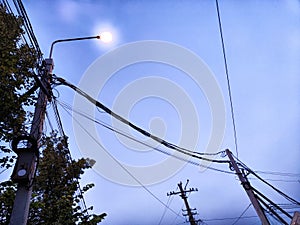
[178,182,198,225]
[168,181,199,225]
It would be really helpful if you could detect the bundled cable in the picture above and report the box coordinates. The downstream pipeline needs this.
[53,75,230,164]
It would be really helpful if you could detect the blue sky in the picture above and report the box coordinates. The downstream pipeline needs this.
[3,0,300,224]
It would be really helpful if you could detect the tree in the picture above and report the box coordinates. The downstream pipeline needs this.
[0,3,37,169]
[0,4,106,224]
[28,132,106,225]
[0,3,37,145]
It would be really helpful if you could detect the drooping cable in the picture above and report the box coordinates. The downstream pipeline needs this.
[215,0,239,158]
[57,100,235,175]
[53,76,230,164]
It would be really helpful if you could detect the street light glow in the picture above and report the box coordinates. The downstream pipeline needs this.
[100,31,112,43]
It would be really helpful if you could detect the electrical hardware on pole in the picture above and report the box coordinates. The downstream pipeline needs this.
[168,180,201,225]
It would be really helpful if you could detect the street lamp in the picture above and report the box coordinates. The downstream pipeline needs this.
[9,33,111,225]
[47,34,112,72]
[49,35,102,58]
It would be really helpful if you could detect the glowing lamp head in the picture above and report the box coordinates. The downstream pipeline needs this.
[100,32,112,43]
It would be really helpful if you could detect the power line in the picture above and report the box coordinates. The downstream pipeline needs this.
[58,101,186,221]
[251,186,293,221]
[56,99,235,175]
[276,204,300,210]
[203,215,258,222]
[158,194,175,225]
[249,171,300,206]
[215,0,239,158]
[13,0,43,63]
[254,171,300,178]
[232,154,300,206]
[231,203,252,225]
[248,177,300,183]
[0,168,9,175]
[53,76,230,165]
[1,0,43,66]
[255,194,289,225]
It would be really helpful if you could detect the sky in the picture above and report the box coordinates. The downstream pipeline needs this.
[2,0,300,224]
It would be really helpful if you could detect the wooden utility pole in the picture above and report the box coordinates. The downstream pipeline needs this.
[168,181,199,225]
[291,212,300,225]
[9,59,53,225]
[226,149,270,225]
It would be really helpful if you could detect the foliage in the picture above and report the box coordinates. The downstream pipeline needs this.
[28,132,106,225]
[0,4,37,151]
[0,133,106,225]
[0,181,16,224]
[0,4,106,224]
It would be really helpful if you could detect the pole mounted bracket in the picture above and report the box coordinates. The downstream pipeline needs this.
[11,135,38,184]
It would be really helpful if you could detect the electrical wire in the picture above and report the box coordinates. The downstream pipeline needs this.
[170,202,186,225]
[57,100,228,224]
[49,99,91,218]
[251,186,293,220]
[167,186,188,225]
[215,0,239,158]
[51,100,66,138]
[276,204,300,210]
[248,177,300,183]
[203,212,269,225]
[158,194,175,225]
[57,99,235,175]
[13,0,43,63]
[0,168,9,175]
[231,203,252,225]
[53,76,230,164]
[255,194,289,225]
[232,154,300,206]
[59,102,186,220]
[245,170,299,206]
[45,110,54,132]
[203,215,258,222]
[1,0,43,66]
[254,171,300,178]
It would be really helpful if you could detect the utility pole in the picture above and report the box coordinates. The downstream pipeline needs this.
[9,59,53,225]
[168,180,199,225]
[8,35,103,225]
[291,212,300,225]
[226,149,270,225]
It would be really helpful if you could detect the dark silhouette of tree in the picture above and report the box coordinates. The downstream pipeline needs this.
[0,4,106,224]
